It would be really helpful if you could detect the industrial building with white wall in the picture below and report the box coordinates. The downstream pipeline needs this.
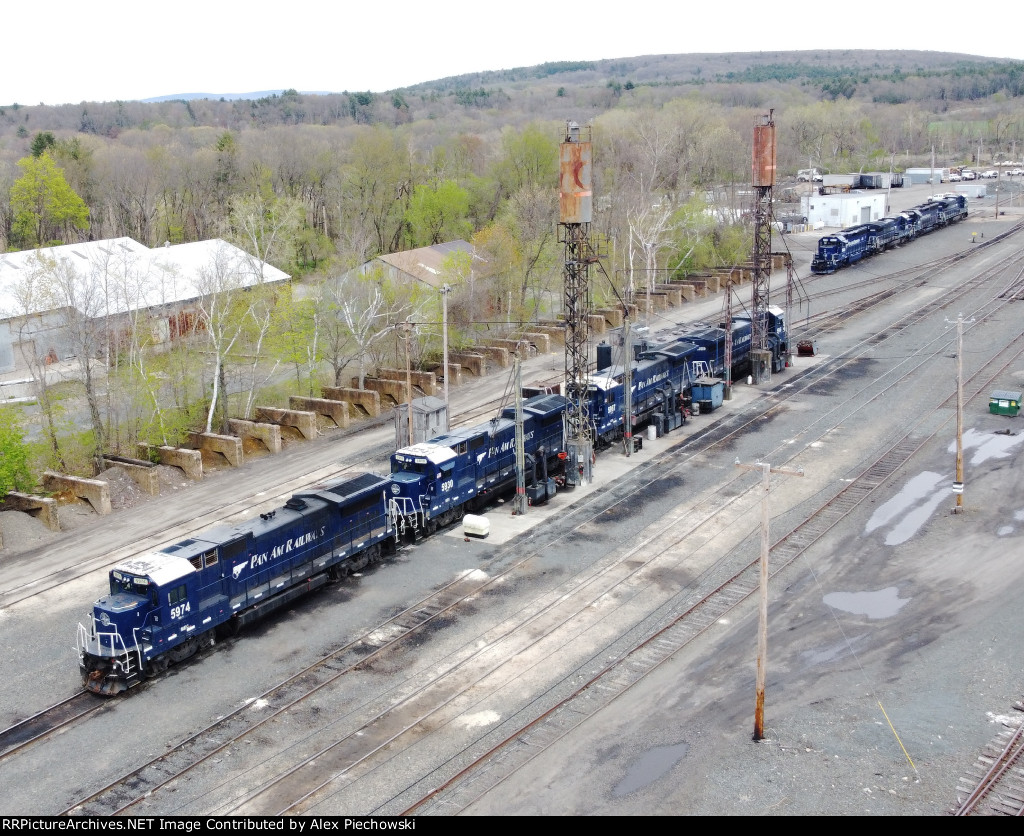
[801,191,888,228]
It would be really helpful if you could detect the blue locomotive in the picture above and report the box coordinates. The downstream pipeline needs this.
[78,396,570,695]
[77,472,397,695]
[389,393,569,536]
[811,193,967,274]
[588,308,788,446]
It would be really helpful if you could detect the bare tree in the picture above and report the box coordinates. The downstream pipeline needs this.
[193,243,267,433]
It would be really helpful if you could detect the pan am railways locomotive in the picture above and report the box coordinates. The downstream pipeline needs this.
[811,193,967,275]
[77,394,570,695]
[587,308,788,446]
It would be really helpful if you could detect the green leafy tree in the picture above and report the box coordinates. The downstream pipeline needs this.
[10,153,90,247]
[30,131,56,158]
[0,407,33,494]
[404,180,471,247]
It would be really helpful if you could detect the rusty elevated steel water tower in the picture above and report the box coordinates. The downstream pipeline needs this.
[750,111,776,383]
[559,121,596,486]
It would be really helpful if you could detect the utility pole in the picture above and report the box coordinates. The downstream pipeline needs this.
[441,283,451,432]
[402,319,413,447]
[946,312,974,511]
[735,458,804,741]
[513,347,527,516]
[622,313,633,456]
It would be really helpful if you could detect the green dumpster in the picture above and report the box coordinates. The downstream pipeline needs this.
[989,390,1022,417]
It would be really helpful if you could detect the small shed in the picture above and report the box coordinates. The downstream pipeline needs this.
[395,396,448,446]
[691,376,725,413]
[988,390,1022,417]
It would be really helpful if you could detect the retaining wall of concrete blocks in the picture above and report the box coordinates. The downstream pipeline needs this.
[101,457,160,495]
[2,491,60,531]
[137,444,203,480]
[322,387,380,418]
[290,396,350,428]
[596,308,624,328]
[475,345,509,368]
[432,363,463,387]
[42,471,112,515]
[228,418,283,453]
[253,407,317,441]
[524,333,551,354]
[354,377,408,407]
[449,352,486,376]
[187,432,243,467]
[376,368,439,396]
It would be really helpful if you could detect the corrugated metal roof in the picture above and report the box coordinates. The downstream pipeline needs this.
[0,237,290,319]
[375,240,476,289]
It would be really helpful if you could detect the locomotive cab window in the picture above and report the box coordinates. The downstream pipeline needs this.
[168,584,188,605]
[111,572,150,597]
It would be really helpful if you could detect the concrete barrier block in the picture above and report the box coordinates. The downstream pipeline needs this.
[290,396,350,429]
[322,386,380,418]
[356,377,408,407]
[377,368,438,396]
[476,345,510,368]
[42,471,112,516]
[137,444,203,480]
[101,457,160,496]
[228,418,283,453]
[432,363,463,387]
[2,491,60,531]
[253,407,317,441]
[587,313,608,333]
[596,307,624,329]
[449,352,486,376]
[523,333,551,354]
[187,432,243,467]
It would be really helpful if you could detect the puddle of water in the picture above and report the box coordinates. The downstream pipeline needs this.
[998,525,1014,536]
[823,587,909,619]
[884,486,952,545]
[612,741,690,797]
[948,427,1024,466]
[1015,510,1024,522]
[865,472,944,534]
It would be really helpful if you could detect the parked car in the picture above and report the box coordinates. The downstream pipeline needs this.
[1009,168,1024,177]
[961,170,977,180]
[981,170,999,178]
[949,172,962,181]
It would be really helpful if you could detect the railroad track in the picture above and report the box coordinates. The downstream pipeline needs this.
[0,692,105,763]
[953,703,1024,816]
[50,225,1024,816]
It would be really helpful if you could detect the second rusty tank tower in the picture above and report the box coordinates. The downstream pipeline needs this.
[750,111,777,383]
[559,121,596,486]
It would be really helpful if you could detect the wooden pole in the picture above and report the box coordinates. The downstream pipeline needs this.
[735,459,804,740]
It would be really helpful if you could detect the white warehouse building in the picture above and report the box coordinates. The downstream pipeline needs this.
[801,191,888,229]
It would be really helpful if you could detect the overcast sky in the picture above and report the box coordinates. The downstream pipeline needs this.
[6,1,1023,106]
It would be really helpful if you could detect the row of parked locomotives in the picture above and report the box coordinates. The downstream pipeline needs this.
[77,394,571,695]
[78,308,793,695]
[587,307,788,446]
[811,193,968,275]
